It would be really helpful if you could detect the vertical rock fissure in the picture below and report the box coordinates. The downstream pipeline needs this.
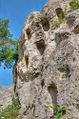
[56,8,64,19]
[41,18,50,31]
[26,28,31,39]
[36,40,45,55]
[25,56,29,68]
[48,83,58,106]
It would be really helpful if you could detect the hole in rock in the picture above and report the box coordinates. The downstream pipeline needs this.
[48,83,58,105]
[58,64,70,77]
[41,18,50,31]
[72,25,79,34]
[41,79,45,88]
[25,56,29,68]
[36,40,45,55]
[56,8,64,19]
[26,28,31,39]
[73,57,76,61]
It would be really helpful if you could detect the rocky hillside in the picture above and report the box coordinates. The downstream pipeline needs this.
[1,0,79,119]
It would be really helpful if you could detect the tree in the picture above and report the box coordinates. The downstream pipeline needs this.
[0,18,18,69]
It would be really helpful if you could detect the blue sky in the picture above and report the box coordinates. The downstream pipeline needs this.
[0,0,49,87]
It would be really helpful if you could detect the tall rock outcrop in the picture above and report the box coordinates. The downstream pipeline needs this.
[15,0,79,118]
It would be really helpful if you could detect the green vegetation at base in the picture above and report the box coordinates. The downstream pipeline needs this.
[49,104,67,119]
[0,18,18,69]
[0,98,21,119]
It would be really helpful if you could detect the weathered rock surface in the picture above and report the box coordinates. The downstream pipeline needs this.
[0,85,14,109]
[15,0,79,118]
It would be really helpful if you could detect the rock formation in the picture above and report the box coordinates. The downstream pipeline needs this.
[0,85,13,109]
[14,0,79,118]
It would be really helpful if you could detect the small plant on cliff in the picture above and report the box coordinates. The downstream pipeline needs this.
[69,0,79,10]
[0,98,21,119]
[49,104,67,119]
[52,13,66,28]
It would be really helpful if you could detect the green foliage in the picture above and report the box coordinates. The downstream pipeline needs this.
[0,18,18,69]
[54,113,62,119]
[70,0,79,10]
[49,104,57,110]
[49,104,67,119]
[58,106,67,113]
[58,13,65,23]
[52,14,66,28]
[0,98,21,119]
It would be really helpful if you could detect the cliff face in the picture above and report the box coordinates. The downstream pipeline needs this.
[0,85,13,109]
[15,0,79,118]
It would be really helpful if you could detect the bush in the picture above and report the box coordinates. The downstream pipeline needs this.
[49,104,67,119]
[70,0,79,10]
[0,98,21,119]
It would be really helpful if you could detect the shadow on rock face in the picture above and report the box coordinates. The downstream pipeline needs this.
[48,83,58,106]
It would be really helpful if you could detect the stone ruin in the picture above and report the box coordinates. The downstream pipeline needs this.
[13,0,79,118]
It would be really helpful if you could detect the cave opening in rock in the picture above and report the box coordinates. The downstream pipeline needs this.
[25,56,29,68]
[26,28,31,39]
[56,8,64,19]
[41,18,50,31]
[48,83,58,105]
[72,25,79,34]
[36,39,45,55]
